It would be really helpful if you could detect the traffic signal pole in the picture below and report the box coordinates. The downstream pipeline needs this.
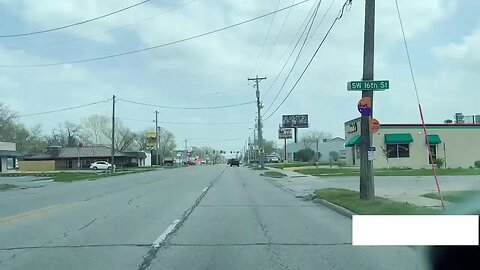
[360,0,375,200]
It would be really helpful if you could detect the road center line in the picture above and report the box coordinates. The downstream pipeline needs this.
[152,219,181,248]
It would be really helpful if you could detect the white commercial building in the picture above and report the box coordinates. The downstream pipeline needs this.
[285,137,346,162]
[345,117,480,169]
[0,142,21,173]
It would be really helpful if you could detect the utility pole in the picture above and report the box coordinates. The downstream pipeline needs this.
[184,139,188,164]
[248,75,266,169]
[111,95,116,174]
[360,0,375,200]
[155,111,159,167]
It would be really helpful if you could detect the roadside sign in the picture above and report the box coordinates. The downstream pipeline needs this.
[282,114,309,128]
[347,80,389,91]
[146,133,157,148]
[357,97,372,116]
[370,118,380,133]
[278,128,293,139]
[368,146,376,161]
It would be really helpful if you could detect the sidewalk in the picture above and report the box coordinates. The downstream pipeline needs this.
[266,168,479,208]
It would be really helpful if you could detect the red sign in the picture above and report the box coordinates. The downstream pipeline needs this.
[357,97,372,116]
[370,118,380,133]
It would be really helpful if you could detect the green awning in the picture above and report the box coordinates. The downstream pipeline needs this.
[345,135,361,147]
[427,134,441,144]
[384,133,413,144]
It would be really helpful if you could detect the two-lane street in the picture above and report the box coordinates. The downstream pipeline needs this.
[0,166,427,269]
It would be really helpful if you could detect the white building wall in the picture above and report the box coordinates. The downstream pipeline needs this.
[344,120,480,169]
[144,152,152,167]
[373,126,480,169]
[0,142,15,151]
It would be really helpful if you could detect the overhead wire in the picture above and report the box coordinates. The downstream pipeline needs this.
[394,0,445,209]
[262,0,322,117]
[262,0,319,98]
[4,0,200,50]
[118,117,252,125]
[117,98,255,110]
[0,0,311,68]
[14,99,111,118]
[250,0,282,72]
[258,0,296,73]
[0,0,151,38]
[264,0,351,121]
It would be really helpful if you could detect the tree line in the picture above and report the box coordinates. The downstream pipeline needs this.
[0,103,176,156]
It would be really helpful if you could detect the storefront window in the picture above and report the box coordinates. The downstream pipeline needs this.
[6,158,15,170]
[386,144,410,158]
[428,145,437,164]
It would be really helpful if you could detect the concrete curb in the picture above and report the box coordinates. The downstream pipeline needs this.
[312,198,355,219]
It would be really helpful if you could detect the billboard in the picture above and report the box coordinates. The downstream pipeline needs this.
[282,114,309,128]
[278,128,293,139]
[146,133,157,148]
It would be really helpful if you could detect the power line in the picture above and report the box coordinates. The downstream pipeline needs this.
[250,0,282,72]
[4,0,200,50]
[263,0,333,105]
[394,0,445,208]
[264,0,351,121]
[0,0,151,38]
[185,137,246,142]
[118,117,252,125]
[0,0,311,68]
[258,0,297,73]
[14,99,110,118]
[262,0,322,116]
[262,1,318,98]
[117,98,255,110]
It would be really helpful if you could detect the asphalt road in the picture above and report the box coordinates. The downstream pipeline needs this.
[0,165,428,270]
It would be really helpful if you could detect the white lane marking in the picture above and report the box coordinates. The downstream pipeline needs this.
[152,219,180,248]
[202,187,209,193]
[0,196,16,201]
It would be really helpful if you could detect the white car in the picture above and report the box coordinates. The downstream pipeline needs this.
[90,161,115,170]
[269,157,280,163]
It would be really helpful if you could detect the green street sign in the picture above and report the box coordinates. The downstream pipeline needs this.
[347,80,389,91]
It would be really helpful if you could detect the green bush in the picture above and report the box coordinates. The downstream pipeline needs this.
[433,158,444,168]
[474,160,480,168]
[296,149,315,162]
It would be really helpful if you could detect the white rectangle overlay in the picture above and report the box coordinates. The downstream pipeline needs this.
[352,215,479,246]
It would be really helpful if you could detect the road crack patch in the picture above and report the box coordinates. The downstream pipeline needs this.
[78,218,98,231]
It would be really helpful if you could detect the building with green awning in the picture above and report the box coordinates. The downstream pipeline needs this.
[344,117,480,169]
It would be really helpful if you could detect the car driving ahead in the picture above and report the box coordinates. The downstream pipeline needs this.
[229,158,240,167]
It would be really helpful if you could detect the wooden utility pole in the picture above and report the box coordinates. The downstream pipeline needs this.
[248,75,266,169]
[111,95,116,174]
[155,110,159,166]
[360,0,375,200]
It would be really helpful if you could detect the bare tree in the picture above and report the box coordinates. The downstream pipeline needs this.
[80,114,109,145]
[101,119,137,151]
[159,128,176,160]
[44,121,81,147]
[303,130,332,168]
[0,103,18,141]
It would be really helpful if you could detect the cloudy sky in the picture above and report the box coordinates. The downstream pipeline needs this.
[1,0,479,151]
